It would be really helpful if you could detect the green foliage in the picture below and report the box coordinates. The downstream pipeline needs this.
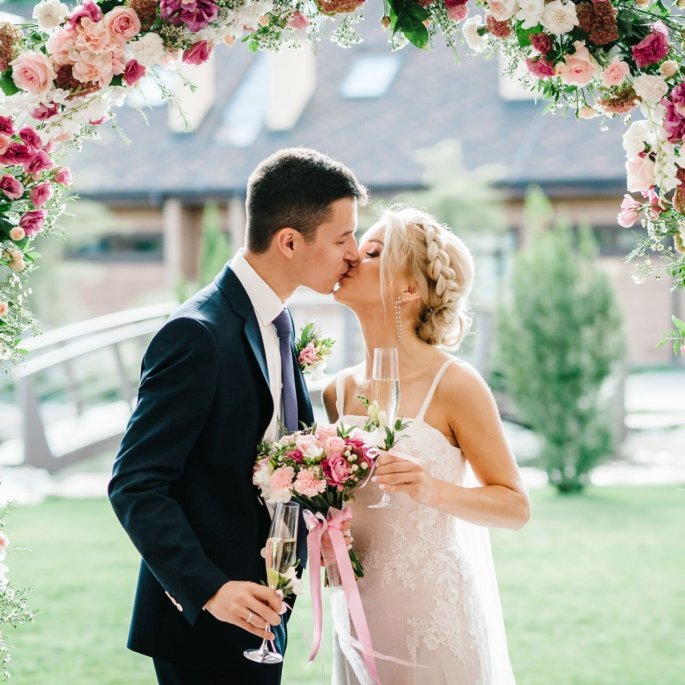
[176,203,231,302]
[496,187,625,493]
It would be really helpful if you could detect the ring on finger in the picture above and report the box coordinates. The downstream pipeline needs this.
[246,611,254,625]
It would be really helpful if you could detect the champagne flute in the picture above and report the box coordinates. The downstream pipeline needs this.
[368,347,400,509]
[243,501,299,664]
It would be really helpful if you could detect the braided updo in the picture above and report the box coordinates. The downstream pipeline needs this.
[380,206,475,350]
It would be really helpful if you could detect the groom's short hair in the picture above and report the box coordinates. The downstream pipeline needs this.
[245,148,368,253]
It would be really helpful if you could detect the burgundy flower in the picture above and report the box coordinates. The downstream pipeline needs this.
[0,174,24,200]
[19,209,46,237]
[19,127,42,150]
[526,56,555,79]
[31,102,59,121]
[69,0,103,29]
[632,30,669,68]
[0,115,14,136]
[662,82,685,143]
[159,0,218,32]
[123,59,146,86]
[530,32,553,55]
[182,40,212,65]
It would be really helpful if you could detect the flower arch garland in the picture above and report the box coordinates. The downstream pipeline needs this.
[0,0,684,363]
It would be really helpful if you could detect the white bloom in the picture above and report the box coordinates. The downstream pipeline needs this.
[252,462,272,500]
[33,0,69,30]
[515,0,544,28]
[283,566,303,595]
[128,33,165,68]
[633,75,668,106]
[541,0,578,36]
[487,0,518,22]
[268,487,293,504]
[463,16,489,53]
[654,140,679,192]
[622,120,651,158]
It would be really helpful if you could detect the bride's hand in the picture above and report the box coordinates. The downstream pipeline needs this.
[376,453,435,506]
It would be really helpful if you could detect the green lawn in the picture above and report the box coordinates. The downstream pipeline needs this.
[4,487,685,684]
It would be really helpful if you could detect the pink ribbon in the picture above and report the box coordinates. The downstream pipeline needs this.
[304,507,381,685]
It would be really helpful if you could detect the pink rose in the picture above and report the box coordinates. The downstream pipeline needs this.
[617,194,642,228]
[0,117,14,136]
[11,51,56,94]
[626,155,656,193]
[69,0,103,29]
[530,33,553,55]
[0,135,10,156]
[32,102,59,121]
[557,41,597,87]
[325,436,346,459]
[287,449,304,463]
[30,182,53,207]
[19,210,46,237]
[293,468,327,497]
[323,453,350,487]
[19,127,42,149]
[526,56,555,80]
[105,7,141,42]
[288,11,310,29]
[298,343,319,366]
[0,175,24,200]
[295,433,324,458]
[25,150,54,175]
[123,59,146,86]
[602,57,630,87]
[314,425,337,442]
[54,166,73,186]
[182,40,212,66]
[632,30,669,68]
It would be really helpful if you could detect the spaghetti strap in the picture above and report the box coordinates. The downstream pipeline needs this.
[416,359,455,421]
[335,372,347,418]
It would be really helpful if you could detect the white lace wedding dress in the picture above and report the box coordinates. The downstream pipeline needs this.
[330,360,516,685]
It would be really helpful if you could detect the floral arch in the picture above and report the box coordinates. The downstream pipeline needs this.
[0,0,684,363]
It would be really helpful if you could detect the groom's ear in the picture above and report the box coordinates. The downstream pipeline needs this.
[273,227,301,259]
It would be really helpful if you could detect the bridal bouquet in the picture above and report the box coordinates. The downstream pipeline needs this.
[253,423,376,578]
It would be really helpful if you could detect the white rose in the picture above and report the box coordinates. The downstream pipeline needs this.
[128,33,165,68]
[463,16,489,53]
[632,75,668,106]
[541,0,578,36]
[515,0,544,28]
[33,0,69,30]
[487,0,518,21]
[622,120,651,158]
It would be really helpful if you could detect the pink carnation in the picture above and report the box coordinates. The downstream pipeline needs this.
[30,182,53,207]
[526,56,555,80]
[294,469,327,497]
[617,194,642,228]
[269,466,295,493]
[0,175,24,200]
[19,209,47,237]
[632,30,669,68]
[182,40,212,65]
[602,57,630,87]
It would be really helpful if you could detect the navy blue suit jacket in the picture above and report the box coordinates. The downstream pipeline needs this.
[109,264,313,673]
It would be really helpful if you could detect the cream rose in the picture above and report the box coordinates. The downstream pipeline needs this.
[558,41,598,87]
[626,156,656,193]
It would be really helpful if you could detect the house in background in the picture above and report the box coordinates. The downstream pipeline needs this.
[38,17,681,367]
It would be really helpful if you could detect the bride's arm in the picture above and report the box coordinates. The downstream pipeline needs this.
[377,363,531,531]
[322,377,340,423]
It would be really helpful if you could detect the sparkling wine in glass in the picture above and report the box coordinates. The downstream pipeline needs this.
[368,347,400,509]
[243,501,299,664]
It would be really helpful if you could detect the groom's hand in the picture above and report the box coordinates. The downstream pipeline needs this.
[203,581,283,639]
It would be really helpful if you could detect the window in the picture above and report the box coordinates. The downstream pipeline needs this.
[340,55,401,99]
[68,233,164,261]
[217,55,269,147]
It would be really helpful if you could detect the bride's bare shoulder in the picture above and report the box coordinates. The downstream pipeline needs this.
[440,357,498,411]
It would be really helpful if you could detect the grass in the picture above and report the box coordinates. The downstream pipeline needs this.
[3,486,685,684]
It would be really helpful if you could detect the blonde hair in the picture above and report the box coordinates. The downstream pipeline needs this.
[379,206,475,350]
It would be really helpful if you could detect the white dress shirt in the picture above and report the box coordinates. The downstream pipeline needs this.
[230,249,286,442]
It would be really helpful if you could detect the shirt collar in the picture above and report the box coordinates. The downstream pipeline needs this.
[230,248,284,327]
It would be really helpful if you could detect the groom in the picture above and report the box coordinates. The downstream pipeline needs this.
[108,147,367,685]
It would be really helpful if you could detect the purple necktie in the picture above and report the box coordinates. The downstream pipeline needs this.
[272,309,299,433]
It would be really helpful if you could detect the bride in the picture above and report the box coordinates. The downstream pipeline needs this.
[322,206,531,685]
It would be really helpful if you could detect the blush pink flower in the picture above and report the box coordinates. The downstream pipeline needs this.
[626,155,656,193]
[0,135,10,156]
[0,175,24,200]
[632,29,669,68]
[74,17,115,54]
[293,468,327,497]
[69,0,103,29]
[269,466,295,498]
[32,102,59,121]
[11,51,56,94]
[19,209,47,237]
[25,150,54,175]
[105,7,141,42]
[445,0,468,20]
[288,11,310,29]
[617,194,642,228]
[316,424,338,440]
[557,41,597,87]
[0,532,8,551]
[54,166,72,185]
[47,27,77,66]
[324,436,346,460]
[182,40,212,65]
[323,453,350,487]
[298,343,319,366]
[526,56,555,79]
[602,56,630,87]
[30,182,53,207]
[295,433,324,458]
[123,59,146,86]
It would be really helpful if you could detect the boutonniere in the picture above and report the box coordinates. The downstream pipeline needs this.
[295,322,334,380]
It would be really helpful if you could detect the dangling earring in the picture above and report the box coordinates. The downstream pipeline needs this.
[395,297,404,346]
